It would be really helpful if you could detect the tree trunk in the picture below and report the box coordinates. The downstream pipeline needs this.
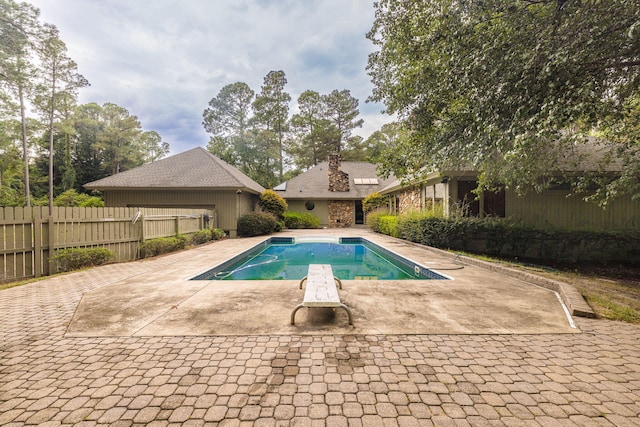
[19,85,31,206]
[48,62,57,214]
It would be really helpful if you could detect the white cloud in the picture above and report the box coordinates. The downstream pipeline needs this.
[28,0,393,154]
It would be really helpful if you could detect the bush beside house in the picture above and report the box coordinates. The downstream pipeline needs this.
[237,212,278,237]
[259,190,288,219]
[369,211,640,265]
[283,211,321,229]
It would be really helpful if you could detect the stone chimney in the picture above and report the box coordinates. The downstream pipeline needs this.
[328,154,350,192]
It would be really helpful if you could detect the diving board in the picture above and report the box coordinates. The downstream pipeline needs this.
[290,264,353,325]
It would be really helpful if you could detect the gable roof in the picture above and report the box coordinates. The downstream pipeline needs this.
[84,147,265,194]
[274,161,394,199]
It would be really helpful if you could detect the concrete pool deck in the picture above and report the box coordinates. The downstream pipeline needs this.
[66,229,582,337]
[3,229,640,426]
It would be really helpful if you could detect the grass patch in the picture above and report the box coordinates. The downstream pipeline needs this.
[0,274,67,291]
[453,251,640,324]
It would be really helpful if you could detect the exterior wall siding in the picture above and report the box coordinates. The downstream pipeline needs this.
[405,177,639,230]
[506,191,640,230]
[286,200,329,227]
[102,190,260,236]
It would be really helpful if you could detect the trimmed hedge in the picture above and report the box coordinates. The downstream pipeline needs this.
[372,213,640,265]
[366,211,400,238]
[139,235,187,258]
[283,211,321,229]
[52,247,115,272]
[189,228,226,245]
[238,212,278,237]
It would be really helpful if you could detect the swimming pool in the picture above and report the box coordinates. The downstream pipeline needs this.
[191,236,449,281]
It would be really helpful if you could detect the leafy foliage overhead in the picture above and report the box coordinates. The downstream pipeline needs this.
[367,0,640,205]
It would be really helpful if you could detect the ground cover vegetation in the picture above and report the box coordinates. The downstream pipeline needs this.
[367,0,640,207]
[1,0,169,208]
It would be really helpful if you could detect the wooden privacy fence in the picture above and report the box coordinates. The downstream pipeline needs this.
[1,206,216,282]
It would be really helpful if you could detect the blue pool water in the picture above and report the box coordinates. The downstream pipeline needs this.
[191,237,448,281]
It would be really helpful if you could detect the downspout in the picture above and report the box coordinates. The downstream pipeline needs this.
[234,189,242,238]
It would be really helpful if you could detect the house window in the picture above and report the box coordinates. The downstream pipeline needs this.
[305,201,315,210]
[457,180,505,218]
[484,187,505,217]
[457,181,480,216]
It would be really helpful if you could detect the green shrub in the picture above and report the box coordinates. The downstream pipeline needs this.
[365,211,384,231]
[237,212,278,237]
[79,196,104,207]
[139,235,187,258]
[283,211,321,229]
[0,186,24,207]
[52,247,115,272]
[362,192,389,213]
[393,213,640,264]
[378,215,400,237]
[259,190,288,219]
[54,189,104,207]
[366,211,400,237]
[189,229,213,245]
[211,228,226,240]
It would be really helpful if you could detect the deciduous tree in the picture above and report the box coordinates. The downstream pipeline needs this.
[367,0,640,204]
[203,82,255,167]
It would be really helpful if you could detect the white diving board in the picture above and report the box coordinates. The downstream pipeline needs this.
[290,264,353,325]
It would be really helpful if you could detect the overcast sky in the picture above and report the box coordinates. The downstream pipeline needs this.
[28,0,392,155]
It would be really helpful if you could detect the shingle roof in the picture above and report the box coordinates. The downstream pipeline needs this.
[84,147,265,194]
[274,161,394,199]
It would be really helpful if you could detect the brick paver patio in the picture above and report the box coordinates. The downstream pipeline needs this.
[1,243,639,426]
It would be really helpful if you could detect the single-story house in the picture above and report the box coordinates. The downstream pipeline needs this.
[274,154,395,228]
[378,178,446,215]
[84,147,265,237]
[379,142,640,230]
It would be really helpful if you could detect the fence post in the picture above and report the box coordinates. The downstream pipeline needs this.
[140,213,146,243]
[34,214,42,278]
[47,214,56,275]
[175,216,180,235]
